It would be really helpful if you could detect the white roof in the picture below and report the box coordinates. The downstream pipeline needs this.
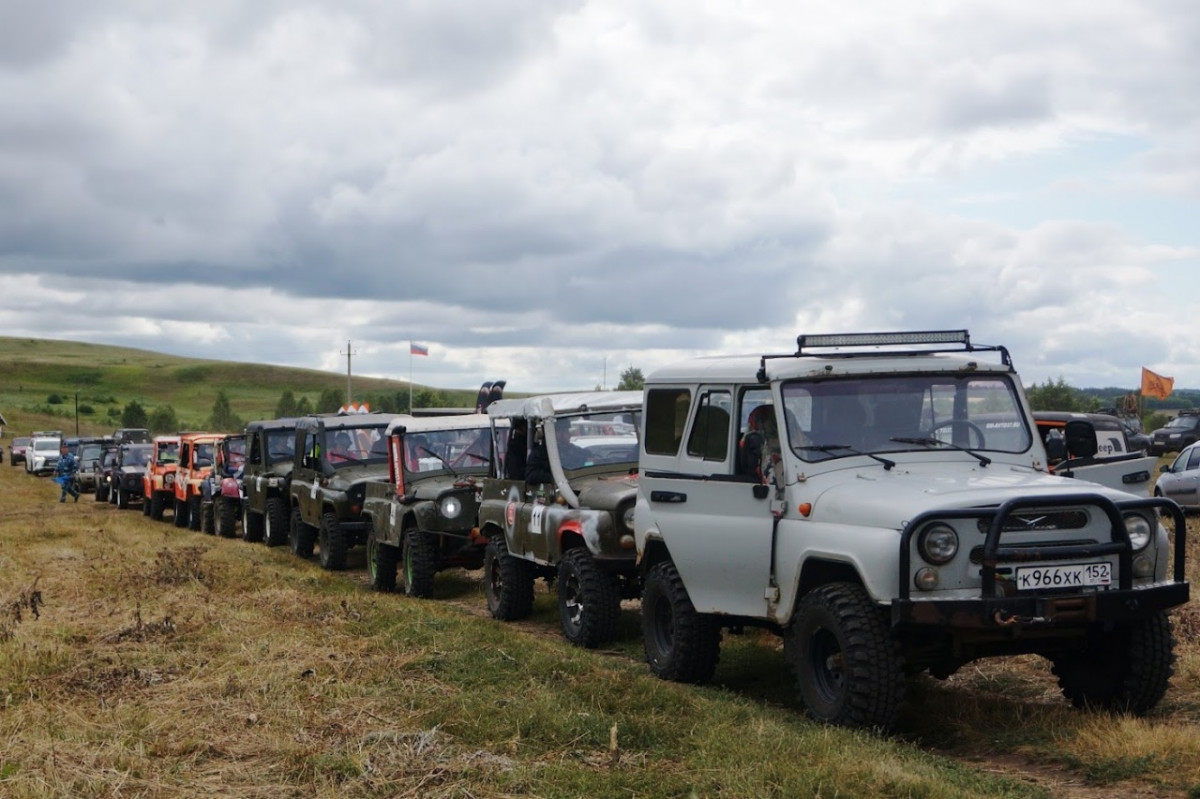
[646,350,1010,384]
[384,413,495,436]
[487,391,644,420]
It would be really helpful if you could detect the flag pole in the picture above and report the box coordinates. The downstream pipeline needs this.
[409,343,414,412]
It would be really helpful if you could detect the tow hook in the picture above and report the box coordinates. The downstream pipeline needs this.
[994,610,1048,626]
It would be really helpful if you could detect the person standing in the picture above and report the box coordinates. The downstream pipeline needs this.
[54,444,80,503]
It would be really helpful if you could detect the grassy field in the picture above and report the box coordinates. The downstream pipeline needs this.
[0,336,480,436]
[4,339,1200,797]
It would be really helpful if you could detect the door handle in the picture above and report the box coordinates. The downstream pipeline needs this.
[650,490,686,504]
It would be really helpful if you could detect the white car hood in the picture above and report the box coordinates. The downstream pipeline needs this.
[807,462,1132,531]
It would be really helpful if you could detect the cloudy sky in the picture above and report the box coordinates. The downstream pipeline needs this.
[2,0,1197,393]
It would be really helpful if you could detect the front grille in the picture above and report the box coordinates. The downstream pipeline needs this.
[976,509,1089,533]
[969,539,1100,564]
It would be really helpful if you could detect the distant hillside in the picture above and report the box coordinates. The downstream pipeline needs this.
[0,336,479,436]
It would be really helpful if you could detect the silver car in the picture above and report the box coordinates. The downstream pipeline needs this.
[1154,441,1200,508]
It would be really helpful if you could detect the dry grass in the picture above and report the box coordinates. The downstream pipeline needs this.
[3,459,1200,798]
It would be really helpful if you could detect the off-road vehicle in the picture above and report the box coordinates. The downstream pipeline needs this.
[288,413,398,570]
[172,432,224,530]
[110,442,151,509]
[1034,412,1156,495]
[73,438,108,496]
[634,330,1188,730]
[1150,410,1200,456]
[362,414,498,597]
[477,392,642,648]
[199,433,246,537]
[240,418,298,545]
[143,435,181,520]
[94,443,119,501]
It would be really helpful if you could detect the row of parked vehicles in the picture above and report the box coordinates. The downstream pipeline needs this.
[10,330,1194,732]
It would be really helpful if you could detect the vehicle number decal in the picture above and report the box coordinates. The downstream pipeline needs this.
[1016,562,1111,590]
[530,505,546,534]
[310,483,318,500]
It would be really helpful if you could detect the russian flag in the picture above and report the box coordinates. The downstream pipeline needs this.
[410,342,429,356]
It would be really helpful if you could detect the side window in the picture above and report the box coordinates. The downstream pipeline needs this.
[686,391,731,461]
[248,434,263,466]
[645,388,691,456]
[1187,448,1200,471]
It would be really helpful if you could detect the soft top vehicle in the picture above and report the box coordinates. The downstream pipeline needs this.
[635,330,1188,731]
[1034,411,1156,495]
[288,413,400,570]
[363,414,501,596]
[173,432,224,530]
[242,418,299,546]
[477,391,643,648]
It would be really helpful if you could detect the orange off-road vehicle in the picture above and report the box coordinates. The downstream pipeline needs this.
[143,435,181,521]
[173,432,224,530]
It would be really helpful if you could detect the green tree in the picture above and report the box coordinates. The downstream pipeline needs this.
[209,389,242,432]
[148,404,179,434]
[295,396,314,415]
[1024,378,1099,412]
[275,389,298,418]
[316,388,343,414]
[617,366,645,391]
[121,400,148,429]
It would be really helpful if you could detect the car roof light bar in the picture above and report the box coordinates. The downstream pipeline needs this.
[756,329,1012,382]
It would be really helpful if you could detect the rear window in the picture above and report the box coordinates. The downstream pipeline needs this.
[644,388,691,456]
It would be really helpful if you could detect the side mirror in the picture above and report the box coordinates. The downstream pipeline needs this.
[1064,420,1098,459]
[752,483,769,500]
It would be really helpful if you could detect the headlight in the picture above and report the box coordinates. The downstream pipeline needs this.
[918,523,959,565]
[1123,513,1153,551]
[440,495,462,519]
[618,503,635,534]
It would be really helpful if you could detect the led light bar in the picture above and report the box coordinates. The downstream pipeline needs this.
[797,330,970,349]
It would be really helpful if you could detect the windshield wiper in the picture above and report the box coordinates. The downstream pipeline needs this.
[891,437,991,467]
[419,446,458,477]
[797,444,896,471]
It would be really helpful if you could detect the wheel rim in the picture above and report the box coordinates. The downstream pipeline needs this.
[562,568,584,632]
[809,626,845,704]
[487,552,503,604]
[367,536,379,583]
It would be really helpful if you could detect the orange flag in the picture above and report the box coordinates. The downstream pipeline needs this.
[1141,367,1174,400]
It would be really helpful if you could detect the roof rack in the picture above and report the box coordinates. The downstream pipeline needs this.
[756,329,1012,382]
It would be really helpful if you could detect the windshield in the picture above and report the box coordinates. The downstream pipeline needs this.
[324,425,387,468]
[79,444,103,462]
[155,443,180,465]
[124,445,152,467]
[780,374,1032,462]
[1166,416,1198,430]
[33,439,60,452]
[548,411,641,469]
[404,427,492,474]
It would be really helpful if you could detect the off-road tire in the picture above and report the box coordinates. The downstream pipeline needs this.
[242,505,265,543]
[110,484,120,506]
[1051,613,1176,714]
[187,496,202,531]
[642,560,721,683]
[483,535,535,621]
[116,485,130,510]
[785,582,905,730]
[263,497,289,547]
[289,508,316,558]
[402,528,438,598]
[367,520,397,592]
[95,482,107,502]
[317,512,349,571]
[216,498,237,538]
[142,492,151,516]
[173,498,190,528]
[558,547,622,648]
[200,502,215,534]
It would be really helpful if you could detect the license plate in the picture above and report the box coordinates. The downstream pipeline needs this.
[1015,562,1111,590]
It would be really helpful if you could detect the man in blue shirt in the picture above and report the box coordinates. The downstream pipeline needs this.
[54,445,80,503]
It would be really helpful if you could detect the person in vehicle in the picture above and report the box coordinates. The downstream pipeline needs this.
[740,405,781,487]
[525,421,588,483]
[328,431,355,463]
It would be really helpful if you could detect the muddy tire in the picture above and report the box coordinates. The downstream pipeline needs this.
[1052,612,1176,714]
[289,508,316,558]
[142,492,151,516]
[642,560,721,683]
[242,505,264,543]
[785,582,905,730]
[317,512,348,571]
[200,502,215,534]
[558,547,622,648]
[263,497,288,547]
[217,498,238,538]
[402,528,438,598]
[116,484,130,510]
[187,496,202,531]
[367,520,397,592]
[483,535,535,621]
[95,482,107,502]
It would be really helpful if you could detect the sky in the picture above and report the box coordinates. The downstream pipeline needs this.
[1,0,1197,394]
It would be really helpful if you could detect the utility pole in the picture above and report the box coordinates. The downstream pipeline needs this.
[340,340,357,404]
